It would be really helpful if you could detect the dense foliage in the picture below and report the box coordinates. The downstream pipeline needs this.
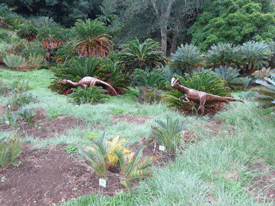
[189,0,275,51]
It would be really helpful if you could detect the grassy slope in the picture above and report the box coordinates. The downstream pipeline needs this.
[1,68,274,205]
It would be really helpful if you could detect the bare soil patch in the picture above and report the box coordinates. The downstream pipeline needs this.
[0,106,86,139]
[248,162,275,202]
[0,145,123,206]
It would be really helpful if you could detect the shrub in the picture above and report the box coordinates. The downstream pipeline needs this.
[69,86,108,105]
[0,105,18,127]
[151,117,188,152]
[240,41,272,72]
[170,43,202,74]
[114,146,157,194]
[9,92,38,108]
[252,67,275,80]
[3,54,25,69]
[206,43,240,67]
[17,21,38,41]
[117,38,167,74]
[131,68,167,89]
[164,71,231,111]
[0,136,22,168]
[214,65,250,89]
[253,73,275,108]
[22,54,47,70]
[11,80,31,93]
[18,107,36,124]
[80,133,109,177]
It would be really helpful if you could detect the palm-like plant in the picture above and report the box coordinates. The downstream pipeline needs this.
[117,38,167,74]
[131,67,167,89]
[240,41,272,72]
[170,44,202,75]
[79,133,108,178]
[114,146,156,194]
[214,65,249,89]
[164,71,231,111]
[151,117,188,152]
[69,86,108,105]
[254,73,275,108]
[206,43,240,67]
[52,56,103,81]
[73,19,113,58]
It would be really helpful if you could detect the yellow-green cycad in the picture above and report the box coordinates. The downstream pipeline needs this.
[114,146,157,194]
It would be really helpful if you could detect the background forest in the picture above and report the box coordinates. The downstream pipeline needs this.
[1,0,275,55]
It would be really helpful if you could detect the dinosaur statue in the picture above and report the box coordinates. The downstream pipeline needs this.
[58,76,118,96]
[171,77,244,115]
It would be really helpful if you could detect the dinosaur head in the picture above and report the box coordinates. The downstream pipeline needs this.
[171,78,179,88]
[58,79,67,84]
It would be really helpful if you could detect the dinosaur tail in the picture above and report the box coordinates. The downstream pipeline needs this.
[224,97,244,103]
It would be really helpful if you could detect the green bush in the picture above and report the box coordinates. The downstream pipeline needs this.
[69,86,109,105]
[214,65,250,89]
[114,146,156,194]
[0,136,22,168]
[151,117,188,152]
[164,71,231,110]
[9,92,38,108]
[0,105,18,127]
[3,54,25,69]
[18,107,36,124]
[170,43,202,74]
[131,68,167,89]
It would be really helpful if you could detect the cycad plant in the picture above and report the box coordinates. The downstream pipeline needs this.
[206,43,240,67]
[73,19,113,58]
[253,73,275,108]
[80,133,108,178]
[164,71,231,111]
[131,67,167,89]
[16,20,38,41]
[240,41,272,72]
[214,65,249,89]
[69,86,108,105]
[3,54,25,69]
[0,136,22,168]
[117,38,167,74]
[114,146,157,194]
[52,56,103,81]
[170,43,202,75]
[151,117,188,152]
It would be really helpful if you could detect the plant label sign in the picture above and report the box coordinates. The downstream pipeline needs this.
[99,178,106,187]
[159,145,165,151]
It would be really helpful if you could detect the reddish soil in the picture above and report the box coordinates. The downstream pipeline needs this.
[248,162,275,202]
[0,145,123,206]
[0,107,86,139]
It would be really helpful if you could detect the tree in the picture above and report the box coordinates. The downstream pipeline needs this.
[189,0,275,51]
[103,0,207,56]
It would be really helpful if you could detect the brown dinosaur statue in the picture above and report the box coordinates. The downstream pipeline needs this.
[58,76,118,96]
[171,77,244,114]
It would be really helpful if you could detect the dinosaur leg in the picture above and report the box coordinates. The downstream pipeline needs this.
[179,95,190,103]
[199,96,206,115]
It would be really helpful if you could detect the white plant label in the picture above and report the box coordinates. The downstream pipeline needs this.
[5,121,9,125]
[99,178,106,187]
[159,145,165,151]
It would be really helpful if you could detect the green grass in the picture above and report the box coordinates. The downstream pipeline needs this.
[0,67,274,205]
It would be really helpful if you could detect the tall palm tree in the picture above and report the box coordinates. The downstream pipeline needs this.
[73,19,113,58]
[116,38,167,74]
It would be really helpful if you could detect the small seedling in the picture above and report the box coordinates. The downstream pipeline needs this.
[87,132,99,140]
[111,108,125,115]
[72,188,78,192]
[1,176,6,182]
[18,107,37,123]
[65,145,78,154]
[12,161,22,167]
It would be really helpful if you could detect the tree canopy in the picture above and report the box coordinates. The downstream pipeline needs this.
[189,0,275,51]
